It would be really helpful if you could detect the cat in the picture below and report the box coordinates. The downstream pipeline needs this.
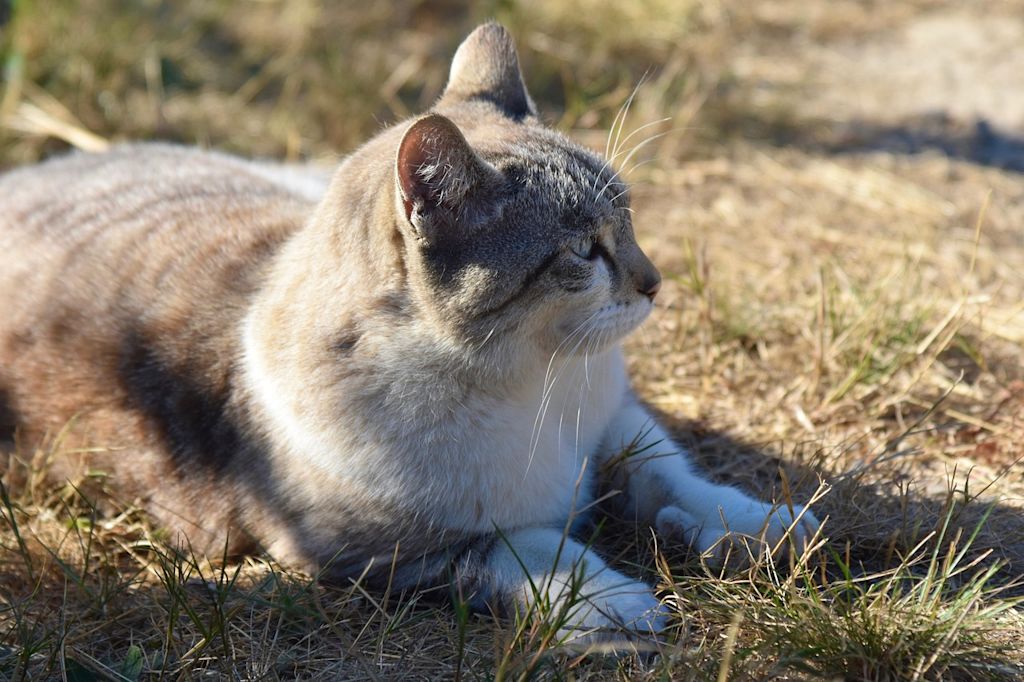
[0,23,819,643]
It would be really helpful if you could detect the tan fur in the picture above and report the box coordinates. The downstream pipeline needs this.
[0,145,311,553]
[0,24,818,642]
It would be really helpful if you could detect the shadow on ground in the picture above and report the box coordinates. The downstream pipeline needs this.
[722,109,1024,173]
[824,114,1024,173]
[646,410,1024,594]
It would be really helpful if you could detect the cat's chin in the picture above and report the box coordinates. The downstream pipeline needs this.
[556,300,652,355]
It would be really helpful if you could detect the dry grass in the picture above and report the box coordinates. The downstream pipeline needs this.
[3,0,1024,679]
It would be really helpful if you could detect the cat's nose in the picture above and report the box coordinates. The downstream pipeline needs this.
[638,272,661,301]
[625,241,661,301]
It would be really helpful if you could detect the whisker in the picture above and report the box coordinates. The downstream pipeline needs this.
[583,344,592,391]
[601,122,673,174]
[532,324,589,444]
[526,311,602,474]
[599,123,696,202]
[613,117,671,161]
[573,385,585,465]
[620,156,658,181]
[556,338,591,466]
[611,70,650,162]
[597,99,632,191]
[602,92,629,168]
[597,131,669,199]
[594,73,650,195]
[602,160,655,210]
[574,331,604,460]
[530,321,596,473]
[607,186,631,206]
[476,324,498,350]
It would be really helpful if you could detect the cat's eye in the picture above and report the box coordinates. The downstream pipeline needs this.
[568,238,601,261]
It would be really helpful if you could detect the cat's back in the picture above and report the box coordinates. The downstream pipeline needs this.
[0,143,324,438]
[0,143,325,264]
[0,143,324,318]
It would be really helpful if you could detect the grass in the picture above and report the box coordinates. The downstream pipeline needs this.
[682,504,1024,680]
[3,0,1024,679]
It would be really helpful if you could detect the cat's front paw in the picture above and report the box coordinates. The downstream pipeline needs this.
[558,574,668,646]
[656,498,820,567]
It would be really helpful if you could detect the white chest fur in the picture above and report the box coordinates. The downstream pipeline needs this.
[451,349,628,532]
[243,315,629,535]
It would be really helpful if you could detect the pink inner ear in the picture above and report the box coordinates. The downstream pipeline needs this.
[396,114,485,225]
[397,125,437,220]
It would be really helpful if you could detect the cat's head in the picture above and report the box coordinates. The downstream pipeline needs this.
[394,23,660,358]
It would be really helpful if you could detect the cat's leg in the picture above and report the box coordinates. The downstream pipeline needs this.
[599,393,821,562]
[458,527,667,644]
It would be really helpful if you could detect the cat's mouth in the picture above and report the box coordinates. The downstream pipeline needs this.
[559,300,652,354]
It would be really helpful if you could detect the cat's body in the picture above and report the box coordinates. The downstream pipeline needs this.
[0,24,818,641]
[0,144,313,556]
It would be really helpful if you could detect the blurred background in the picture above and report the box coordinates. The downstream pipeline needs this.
[0,0,719,164]
[1,0,1020,172]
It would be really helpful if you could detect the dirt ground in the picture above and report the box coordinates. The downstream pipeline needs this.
[631,0,1024,529]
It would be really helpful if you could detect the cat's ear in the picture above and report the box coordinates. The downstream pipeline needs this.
[439,22,537,120]
[396,113,499,239]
